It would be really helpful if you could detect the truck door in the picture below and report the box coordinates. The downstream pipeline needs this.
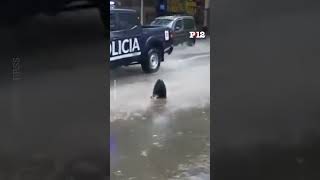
[110,11,142,63]
[173,18,184,45]
[183,18,195,37]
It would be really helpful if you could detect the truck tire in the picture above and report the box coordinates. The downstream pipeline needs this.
[141,48,162,73]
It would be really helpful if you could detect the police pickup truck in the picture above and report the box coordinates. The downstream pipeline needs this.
[110,8,174,73]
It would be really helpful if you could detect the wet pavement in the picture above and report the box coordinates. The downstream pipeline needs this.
[110,40,210,179]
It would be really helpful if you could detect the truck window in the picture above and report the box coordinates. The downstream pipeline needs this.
[151,19,172,26]
[174,20,183,31]
[183,18,195,30]
[118,12,139,30]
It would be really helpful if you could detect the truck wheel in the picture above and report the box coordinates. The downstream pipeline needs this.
[141,48,161,73]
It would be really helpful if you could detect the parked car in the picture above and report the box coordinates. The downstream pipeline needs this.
[150,15,196,46]
[110,8,174,73]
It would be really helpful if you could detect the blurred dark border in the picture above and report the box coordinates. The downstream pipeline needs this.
[0,0,110,179]
[212,0,320,179]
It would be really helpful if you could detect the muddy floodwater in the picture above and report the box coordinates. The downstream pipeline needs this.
[110,105,210,180]
[110,40,210,180]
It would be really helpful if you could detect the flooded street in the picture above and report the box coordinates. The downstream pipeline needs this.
[110,40,210,180]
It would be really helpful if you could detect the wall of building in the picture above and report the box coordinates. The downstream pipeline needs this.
[167,0,209,30]
[113,0,210,28]
[117,0,156,24]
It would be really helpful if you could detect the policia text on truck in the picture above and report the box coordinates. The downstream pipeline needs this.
[110,8,174,73]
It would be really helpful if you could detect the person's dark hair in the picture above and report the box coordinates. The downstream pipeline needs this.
[152,79,167,99]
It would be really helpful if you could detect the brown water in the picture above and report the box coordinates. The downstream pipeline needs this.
[110,106,210,180]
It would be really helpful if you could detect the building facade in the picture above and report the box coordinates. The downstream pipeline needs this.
[112,0,210,31]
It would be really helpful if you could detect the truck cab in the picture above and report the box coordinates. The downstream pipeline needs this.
[151,15,197,46]
[110,8,173,73]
